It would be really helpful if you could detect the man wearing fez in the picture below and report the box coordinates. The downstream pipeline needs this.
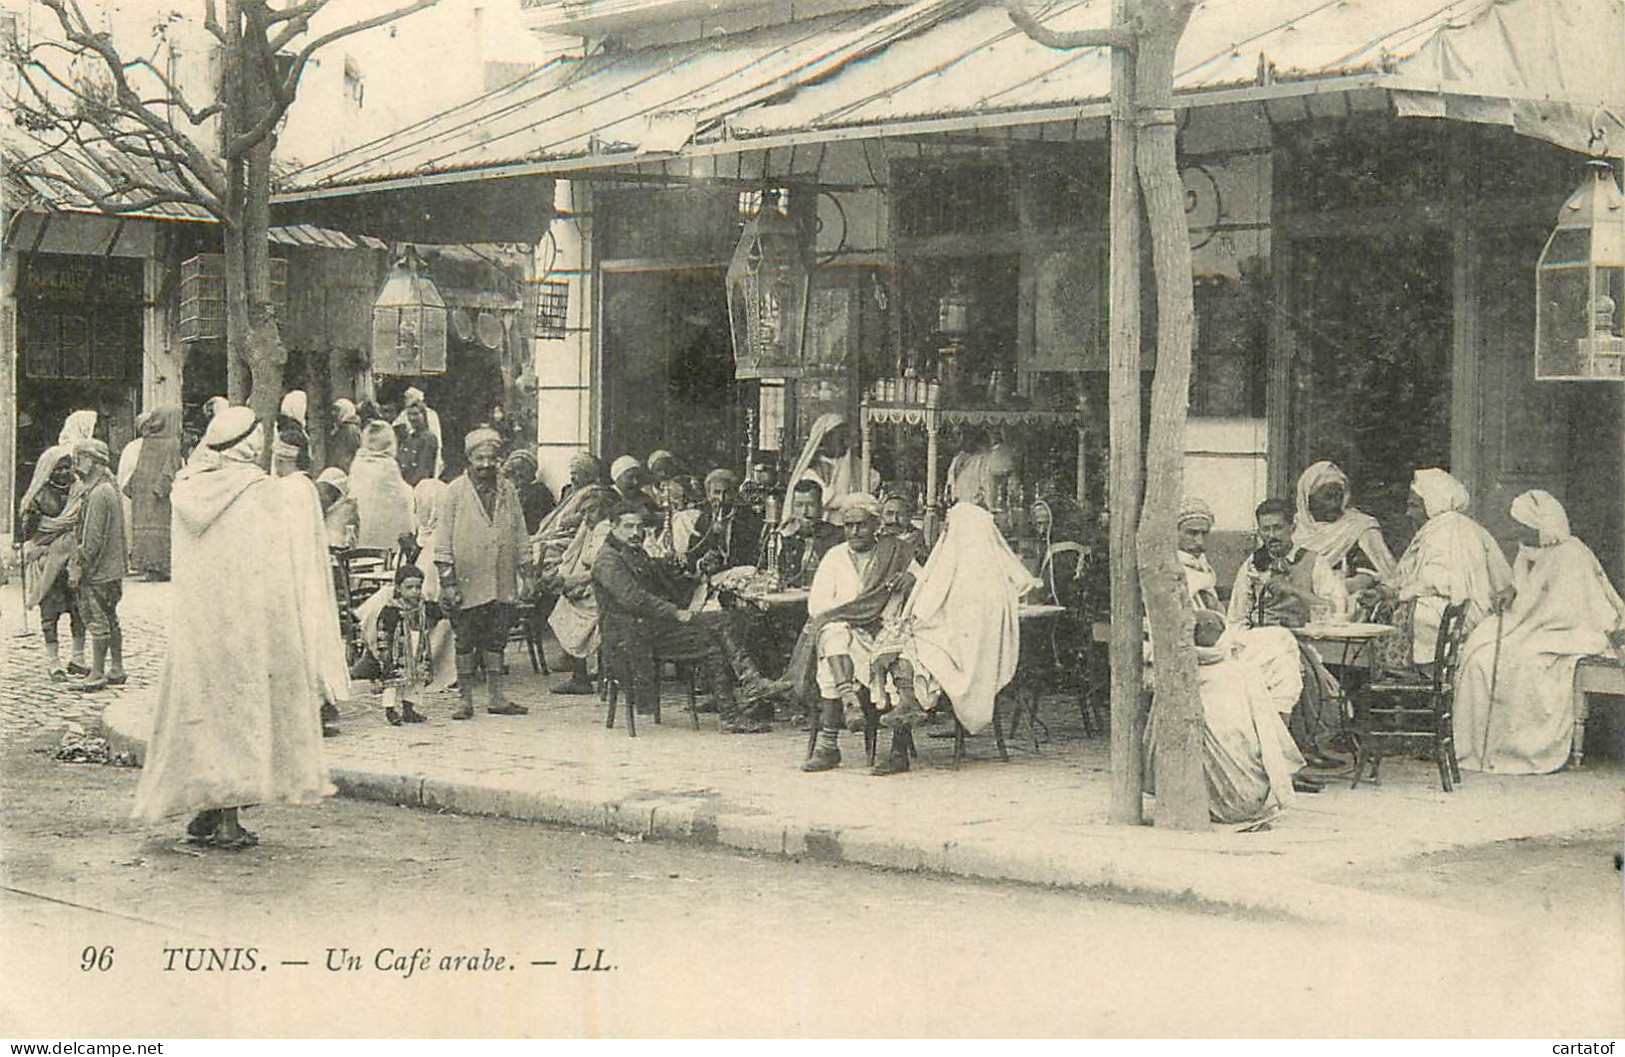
[688,467,763,576]
[435,427,534,720]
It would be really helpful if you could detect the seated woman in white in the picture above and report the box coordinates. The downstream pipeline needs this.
[1454,490,1625,774]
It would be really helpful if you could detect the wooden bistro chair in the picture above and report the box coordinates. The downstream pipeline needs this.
[1350,600,1469,793]
[603,642,711,737]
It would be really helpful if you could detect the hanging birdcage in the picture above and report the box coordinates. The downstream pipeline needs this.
[371,247,448,376]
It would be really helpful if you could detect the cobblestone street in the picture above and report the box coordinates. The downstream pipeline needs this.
[0,579,169,741]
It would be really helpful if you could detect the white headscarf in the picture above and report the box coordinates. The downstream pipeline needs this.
[1510,489,1572,546]
[58,409,97,446]
[947,450,996,508]
[280,390,308,428]
[782,412,850,525]
[1411,468,1471,518]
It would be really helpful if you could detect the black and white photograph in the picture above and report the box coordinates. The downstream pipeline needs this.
[0,0,1622,1041]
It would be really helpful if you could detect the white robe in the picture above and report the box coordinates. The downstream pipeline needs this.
[133,465,347,821]
[1145,631,1303,825]
[116,437,141,552]
[349,449,417,550]
[1391,510,1512,665]
[879,502,1038,734]
[549,519,610,661]
[1180,549,1302,717]
[1454,538,1625,774]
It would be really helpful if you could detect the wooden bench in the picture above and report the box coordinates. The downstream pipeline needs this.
[1571,655,1625,768]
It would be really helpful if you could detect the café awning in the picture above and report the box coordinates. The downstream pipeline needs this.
[274,0,1625,201]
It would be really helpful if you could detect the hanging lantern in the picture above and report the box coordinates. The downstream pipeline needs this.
[1536,159,1625,380]
[727,190,809,379]
[371,247,448,376]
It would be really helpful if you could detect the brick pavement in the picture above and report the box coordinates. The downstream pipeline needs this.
[91,580,1625,926]
[0,579,169,741]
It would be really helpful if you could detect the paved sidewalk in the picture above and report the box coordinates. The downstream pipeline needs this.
[97,622,1624,930]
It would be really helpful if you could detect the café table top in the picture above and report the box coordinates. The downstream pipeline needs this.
[735,590,1068,619]
[1292,621,1396,642]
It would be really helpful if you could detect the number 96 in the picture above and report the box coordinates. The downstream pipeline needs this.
[80,946,114,972]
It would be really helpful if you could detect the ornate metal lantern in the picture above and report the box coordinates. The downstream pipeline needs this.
[727,190,809,380]
[1536,159,1625,380]
[371,247,448,376]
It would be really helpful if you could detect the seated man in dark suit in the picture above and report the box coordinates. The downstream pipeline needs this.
[593,504,773,734]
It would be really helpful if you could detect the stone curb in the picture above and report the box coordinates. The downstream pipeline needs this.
[96,695,1497,935]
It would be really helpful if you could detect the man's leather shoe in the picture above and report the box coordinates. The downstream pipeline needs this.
[1307,751,1346,769]
[1292,775,1325,793]
[554,678,595,695]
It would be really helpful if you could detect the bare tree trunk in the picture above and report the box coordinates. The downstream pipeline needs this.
[221,0,250,406]
[1106,0,1145,825]
[238,10,288,463]
[1133,0,1206,831]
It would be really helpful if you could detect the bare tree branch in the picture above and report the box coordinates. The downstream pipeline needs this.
[125,57,226,125]
[1004,0,1133,50]
[29,0,228,200]
[203,0,229,43]
[263,0,332,27]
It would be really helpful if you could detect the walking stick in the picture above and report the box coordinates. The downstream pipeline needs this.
[1480,608,1506,770]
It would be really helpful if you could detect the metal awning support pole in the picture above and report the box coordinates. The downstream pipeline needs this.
[1106,0,1145,825]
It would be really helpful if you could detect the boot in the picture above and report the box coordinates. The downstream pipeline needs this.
[872,730,912,776]
[106,631,127,685]
[320,701,341,737]
[555,656,595,695]
[829,655,864,731]
[881,670,927,730]
[802,698,842,771]
[485,649,527,715]
[453,653,478,719]
[712,656,770,733]
[722,630,792,704]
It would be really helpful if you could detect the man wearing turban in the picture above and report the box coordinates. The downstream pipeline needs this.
[67,438,127,691]
[795,493,924,772]
[434,427,534,719]
[560,451,603,505]
[392,387,444,479]
[1365,468,1513,670]
[133,406,349,847]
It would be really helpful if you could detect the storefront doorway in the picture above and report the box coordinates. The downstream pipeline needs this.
[600,267,742,471]
[1288,229,1452,546]
[13,253,143,506]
